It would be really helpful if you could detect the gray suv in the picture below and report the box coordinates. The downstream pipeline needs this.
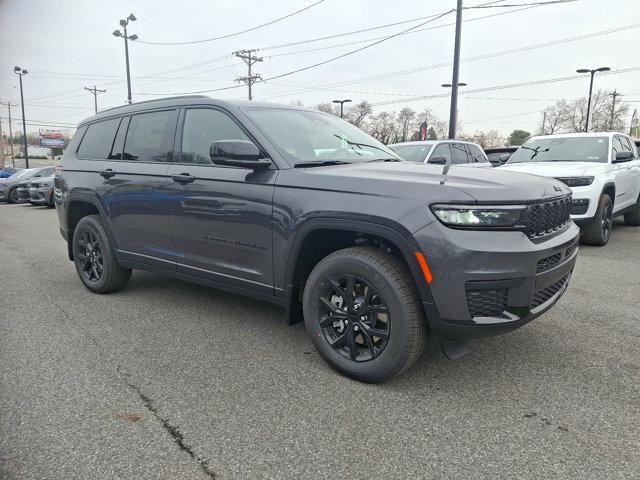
[54,96,579,382]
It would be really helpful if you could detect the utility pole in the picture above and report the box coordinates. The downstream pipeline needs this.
[14,66,29,168]
[85,86,107,114]
[234,49,263,101]
[113,14,138,104]
[609,89,623,130]
[541,111,547,135]
[447,0,463,139]
[0,113,4,165]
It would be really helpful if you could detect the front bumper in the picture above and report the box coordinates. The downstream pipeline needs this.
[414,221,580,340]
[29,187,53,205]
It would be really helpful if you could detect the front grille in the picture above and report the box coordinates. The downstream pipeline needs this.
[536,253,562,273]
[526,197,571,239]
[565,243,577,258]
[570,199,589,215]
[466,288,507,318]
[31,183,39,188]
[531,274,570,309]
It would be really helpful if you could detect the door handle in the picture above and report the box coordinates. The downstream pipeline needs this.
[171,173,196,185]
[99,169,116,179]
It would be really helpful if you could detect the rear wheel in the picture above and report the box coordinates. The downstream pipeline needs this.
[303,246,427,383]
[47,191,55,208]
[581,193,613,246]
[72,215,131,293]
[624,194,640,226]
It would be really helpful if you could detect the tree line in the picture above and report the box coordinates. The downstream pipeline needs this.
[307,88,631,148]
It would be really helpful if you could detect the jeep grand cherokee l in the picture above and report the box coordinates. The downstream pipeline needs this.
[500,133,640,246]
[54,96,580,382]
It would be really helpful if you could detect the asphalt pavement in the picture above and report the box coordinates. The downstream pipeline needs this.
[0,203,638,479]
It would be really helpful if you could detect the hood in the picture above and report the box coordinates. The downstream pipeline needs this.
[280,161,570,204]
[499,161,610,178]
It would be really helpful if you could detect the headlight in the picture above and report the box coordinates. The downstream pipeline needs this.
[431,204,526,228]
[556,176,594,187]
[39,182,52,188]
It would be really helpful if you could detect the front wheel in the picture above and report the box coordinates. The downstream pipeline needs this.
[303,247,427,382]
[72,214,131,293]
[581,193,613,246]
[7,188,19,204]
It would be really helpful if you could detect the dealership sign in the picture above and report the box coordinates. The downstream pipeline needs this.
[39,129,65,147]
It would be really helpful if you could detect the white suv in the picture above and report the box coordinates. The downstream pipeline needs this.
[388,140,492,168]
[500,132,640,246]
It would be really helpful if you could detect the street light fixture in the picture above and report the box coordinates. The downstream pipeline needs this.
[113,13,138,104]
[332,99,352,118]
[576,66,610,132]
[13,66,29,168]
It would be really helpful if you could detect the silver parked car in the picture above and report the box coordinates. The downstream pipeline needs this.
[388,140,492,167]
[0,166,55,203]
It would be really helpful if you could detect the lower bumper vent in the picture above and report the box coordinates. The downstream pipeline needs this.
[466,289,507,318]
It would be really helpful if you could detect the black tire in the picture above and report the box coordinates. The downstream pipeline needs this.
[7,188,19,204]
[581,193,613,246]
[72,214,131,293]
[303,246,427,383]
[47,191,55,208]
[624,194,640,226]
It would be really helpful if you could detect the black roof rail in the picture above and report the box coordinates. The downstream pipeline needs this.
[99,94,210,114]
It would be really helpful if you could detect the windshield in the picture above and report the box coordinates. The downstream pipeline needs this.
[244,107,401,166]
[507,136,609,164]
[389,144,433,163]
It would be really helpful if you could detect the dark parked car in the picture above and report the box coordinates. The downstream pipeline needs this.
[0,166,54,203]
[484,146,519,166]
[55,96,579,382]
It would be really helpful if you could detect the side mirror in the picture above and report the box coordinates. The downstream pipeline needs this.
[210,139,271,169]
[613,151,634,163]
[499,154,511,164]
[428,156,447,165]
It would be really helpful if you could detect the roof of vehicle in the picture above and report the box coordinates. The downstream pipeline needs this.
[484,146,519,152]
[78,96,315,126]
[526,132,629,141]
[388,140,482,147]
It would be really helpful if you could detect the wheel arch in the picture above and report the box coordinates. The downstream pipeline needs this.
[602,182,616,205]
[65,193,116,261]
[282,218,433,325]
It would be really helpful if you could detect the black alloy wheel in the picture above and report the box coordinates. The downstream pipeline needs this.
[601,200,613,241]
[77,229,103,282]
[8,188,19,203]
[319,274,390,362]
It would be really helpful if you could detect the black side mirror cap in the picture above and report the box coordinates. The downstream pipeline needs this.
[428,156,447,165]
[210,139,271,169]
[613,151,634,163]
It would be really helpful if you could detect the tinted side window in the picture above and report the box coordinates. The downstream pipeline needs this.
[77,118,121,160]
[468,144,487,163]
[181,108,250,164]
[620,136,634,154]
[123,110,178,162]
[429,143,452,164]
[612,136,625,156]
[109,116,129,160]
[451,143,470,164]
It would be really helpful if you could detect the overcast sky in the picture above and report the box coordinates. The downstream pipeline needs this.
[1,0,638,137]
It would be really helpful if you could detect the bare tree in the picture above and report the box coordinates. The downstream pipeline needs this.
[396,107,416,142]
[486,129,504,147]
[540,100,572,134]
[344,100,373,127]
[368,111,396,144]
[315,102,335,114]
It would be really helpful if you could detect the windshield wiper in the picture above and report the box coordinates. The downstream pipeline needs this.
[519,145,550,160]
[332,134,401,161]
[294,160,352,168]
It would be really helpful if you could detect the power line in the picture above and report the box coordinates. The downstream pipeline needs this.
[465,0,576,7]
[136,0,326,45]
[370,67,640,107]
[257,24,640,100]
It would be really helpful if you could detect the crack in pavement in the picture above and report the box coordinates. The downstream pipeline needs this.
[117,367,217,480]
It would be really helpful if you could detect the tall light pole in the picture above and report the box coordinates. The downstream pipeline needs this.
[442,82,467,139]
[14,66,29,168]
[576,66,610,132]
[113,13,138,104]
[332,99,352,118]
[447,0,464,140]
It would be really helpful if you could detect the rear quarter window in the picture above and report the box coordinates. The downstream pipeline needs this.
[77,118,121,160]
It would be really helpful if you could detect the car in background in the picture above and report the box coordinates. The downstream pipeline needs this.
[28,175,55,207]
[484,146,519,166]
[0,166,55,203]
[0,165,17,178]
[388,140,492,167]
[500,132,640,246]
